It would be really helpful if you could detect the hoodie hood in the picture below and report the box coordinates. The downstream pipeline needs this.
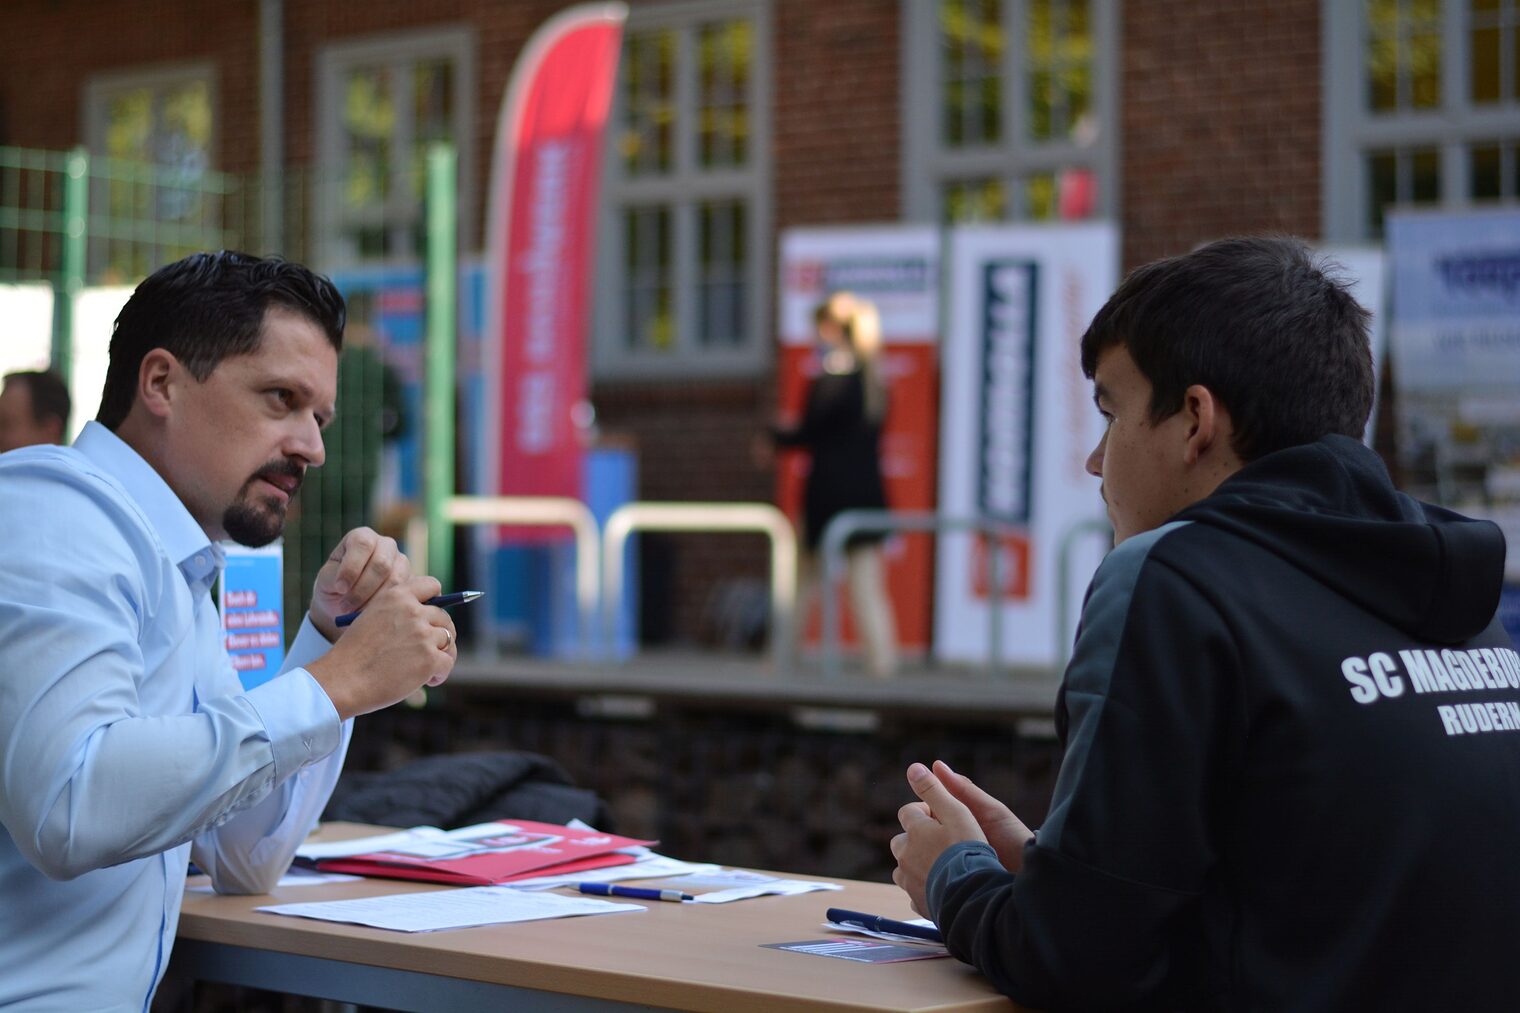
[1174,435,1506,645]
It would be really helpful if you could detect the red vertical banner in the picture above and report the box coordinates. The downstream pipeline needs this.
[485,4,627,526]
[775,226,942,654]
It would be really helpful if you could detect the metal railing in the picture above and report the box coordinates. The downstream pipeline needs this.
[407,495,602,655]
[818,510,1113,680]
[602,502,798,670]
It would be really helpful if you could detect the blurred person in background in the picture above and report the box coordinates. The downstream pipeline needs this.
[0,368,70,452]
[760,291,897,677]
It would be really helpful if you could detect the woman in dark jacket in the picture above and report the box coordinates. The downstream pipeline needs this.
[767,292,898,676]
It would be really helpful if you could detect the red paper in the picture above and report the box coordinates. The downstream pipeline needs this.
[314,821,654,886]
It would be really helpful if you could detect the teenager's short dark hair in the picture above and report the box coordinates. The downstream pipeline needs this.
[96,251,346,430]
[3,370,71,429]
[1080,236,1374,462]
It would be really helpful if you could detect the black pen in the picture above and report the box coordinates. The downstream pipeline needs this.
[826,907,944,944]
[334,590,485,628]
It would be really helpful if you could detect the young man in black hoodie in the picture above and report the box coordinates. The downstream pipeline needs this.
[891,236,1518,1011]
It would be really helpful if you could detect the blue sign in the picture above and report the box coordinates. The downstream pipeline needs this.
[219,542,286,690]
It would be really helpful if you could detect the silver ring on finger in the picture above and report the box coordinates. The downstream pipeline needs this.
[441,628,453,652]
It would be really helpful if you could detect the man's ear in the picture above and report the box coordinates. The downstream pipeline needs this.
[136,349,182,420]
[1180,383,1228,466]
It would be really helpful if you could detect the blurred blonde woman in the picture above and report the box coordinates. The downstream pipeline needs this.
[764,291,897,677]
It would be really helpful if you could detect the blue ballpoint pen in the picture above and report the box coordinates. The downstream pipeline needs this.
[825,907,944,943]
[334,590,485,628]
[578,883,694,903]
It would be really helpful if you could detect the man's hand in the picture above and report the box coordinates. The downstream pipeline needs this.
[308,527,411,641]
[891,761,988,918]
[935,760,1034,873]
[305,575,456,720]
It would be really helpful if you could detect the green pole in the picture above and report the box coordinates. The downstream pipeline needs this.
[424,142,457,587]
[51,147,89,385]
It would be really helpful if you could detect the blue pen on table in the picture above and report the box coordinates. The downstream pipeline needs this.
[825,907,944,944]
[334,590,485,628]
[578,883,694,903]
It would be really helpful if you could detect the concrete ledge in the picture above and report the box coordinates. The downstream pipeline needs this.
[440,649,1061,724]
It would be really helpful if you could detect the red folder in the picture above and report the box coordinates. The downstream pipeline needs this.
[313,821,655,886]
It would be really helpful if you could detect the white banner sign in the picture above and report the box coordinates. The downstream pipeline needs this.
[1387,209,1520,579]
[935,223,1118,669]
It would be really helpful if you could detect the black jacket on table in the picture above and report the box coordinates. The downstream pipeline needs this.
[925,435,1518,1012]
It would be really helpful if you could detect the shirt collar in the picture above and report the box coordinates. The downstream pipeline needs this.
[74,421,221,585]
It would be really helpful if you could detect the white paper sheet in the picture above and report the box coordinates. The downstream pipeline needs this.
[185,868,362,894]
[295,827,451,861]
[689,879,844,904]
[821,918,947,950]
[258,885,643,932]
[504,854,721,890]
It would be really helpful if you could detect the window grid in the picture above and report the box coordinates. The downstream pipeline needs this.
[623,205,674,352]
[1469,0,1520,104]
[697,21,751,168]
[1365,0,1443,113]
[598,1,769,378]
[1025,0,1093,142]
[907,0,1113,226]
[1324,1,1520,240]
[697,199,746,347]
[83,65,217,280]
[941,0,1004,147]
[621,31,676,176]
[316,27,474,267]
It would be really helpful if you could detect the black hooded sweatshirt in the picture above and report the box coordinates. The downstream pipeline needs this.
[925,435,1519,1011]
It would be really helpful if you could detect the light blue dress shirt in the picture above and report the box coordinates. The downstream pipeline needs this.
[0,422,352,1012]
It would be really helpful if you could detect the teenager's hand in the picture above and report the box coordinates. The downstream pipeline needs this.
[890,762,988,918]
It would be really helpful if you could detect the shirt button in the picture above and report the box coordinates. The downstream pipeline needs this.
[195,555,206,568]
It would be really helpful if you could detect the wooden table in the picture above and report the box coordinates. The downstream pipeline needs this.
[169,823,1019,1012]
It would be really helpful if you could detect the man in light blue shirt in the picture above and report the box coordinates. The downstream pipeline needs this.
[0,252,460,1011]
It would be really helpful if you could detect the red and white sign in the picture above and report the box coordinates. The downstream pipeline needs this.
[776,225,941,654]
[484,4,626,526]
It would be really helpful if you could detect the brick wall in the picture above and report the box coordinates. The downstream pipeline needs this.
[1120,0,1322,269]
[0,0,260,169]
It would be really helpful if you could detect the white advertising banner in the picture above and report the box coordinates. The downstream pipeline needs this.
[777,226,940,346]
[934,223,1118,669]
[1387,209,1520,579]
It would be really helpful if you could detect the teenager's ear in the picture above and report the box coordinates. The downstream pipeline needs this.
[1180,384,1230,466]
[136,349,182,420]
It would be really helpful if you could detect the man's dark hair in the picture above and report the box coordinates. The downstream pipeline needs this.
[96,251,346,430]
[3,370,71,431]
[1080,236,1374,462]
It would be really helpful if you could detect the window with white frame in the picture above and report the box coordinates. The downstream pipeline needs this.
[316,27,475,265]
[1324,0,1520,241]
[83,64,216,278]
[594,1,770,377]
[902,0,1117,224]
